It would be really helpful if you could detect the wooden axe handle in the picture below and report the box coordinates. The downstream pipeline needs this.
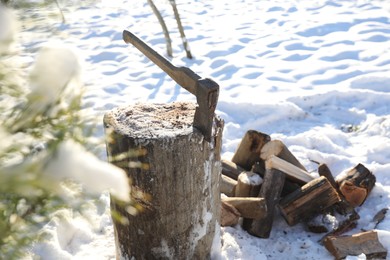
[123,30,200,95]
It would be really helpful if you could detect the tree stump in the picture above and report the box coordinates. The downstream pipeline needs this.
[104,102,223,260]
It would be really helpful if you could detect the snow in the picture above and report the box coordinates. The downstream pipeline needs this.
[43,140,130,202]
[238,171,263,186]
[11,0,390,259]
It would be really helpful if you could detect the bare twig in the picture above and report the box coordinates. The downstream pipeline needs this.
[169,0,192,59]
[147,0,173,57]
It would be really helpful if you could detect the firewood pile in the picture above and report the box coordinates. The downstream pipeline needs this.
[220,130,387,259]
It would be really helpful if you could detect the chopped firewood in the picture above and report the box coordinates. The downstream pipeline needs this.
[261,140,307,171]
[222,159,245,180]
[221,197,267,219]
[323,231,387,260]
[317,163,339,190]
[235,171,263,229]
[266,155,315,185]
[279,176,341,226]
[253,161,301,197]
[235,171,262,197]
[336,163,376,207]
[248,168,285,238]
[231,130,270,170]
[221,200,241,227]
[221,174,237,197]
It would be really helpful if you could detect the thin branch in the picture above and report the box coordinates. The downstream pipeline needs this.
[147,0,173,57]
[169,0,192,59]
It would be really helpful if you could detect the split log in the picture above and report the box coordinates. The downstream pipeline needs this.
[221,159,245,180]
[307,163,360,236]
[279,176,341,226]
[260,140,307,171]
[323,231,387,260]
[235,171,262,197]
[220,174,237,197]
[252,161,301,197]
[221,200,240,227]
[248,168,285,238]
[104,102,223,259]
[336,163,376,207]
[266,155,315,185]
[235,171,262,229]
[318,163,338,190]
[231,130,270,170]
[222,197,267,219]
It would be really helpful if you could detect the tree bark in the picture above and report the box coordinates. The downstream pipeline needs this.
[279,176,341,226]
[323,231,387,260]
[235,171,262,229]
[336,163,376,207]
[147,0,173,57]
[247,168,285,238]
[221,159,244,180]
[104,102,223,260]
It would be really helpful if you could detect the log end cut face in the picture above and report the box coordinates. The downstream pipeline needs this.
[104,102,197,139]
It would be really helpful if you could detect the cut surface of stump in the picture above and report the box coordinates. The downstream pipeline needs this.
[104,102,223,259]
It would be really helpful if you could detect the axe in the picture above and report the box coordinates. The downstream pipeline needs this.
[123,30,219,142]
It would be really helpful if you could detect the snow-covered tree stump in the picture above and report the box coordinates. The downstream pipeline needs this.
[104,102,223,260]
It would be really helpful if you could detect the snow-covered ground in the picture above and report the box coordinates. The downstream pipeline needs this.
[14,0,390,259]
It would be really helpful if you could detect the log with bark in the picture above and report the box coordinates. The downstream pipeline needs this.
[231,130,270,170]
[323,231,387,260]
[104,102,223,259]
[306,163,361,238]
[235,171,263,229]
[336,163,376,207]
[221,174,237,197]
[235,171,262,198]
[279,176,341,226]
[222,197,267,219]
[248,168,285,238]
[221,159,245,180]
[252,161,301,197]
